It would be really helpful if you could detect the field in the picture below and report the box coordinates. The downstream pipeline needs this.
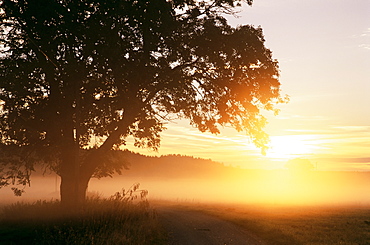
[163,201,370,245]
[0,193,166,245]
[1,165,370,244]
[1,197,370,244]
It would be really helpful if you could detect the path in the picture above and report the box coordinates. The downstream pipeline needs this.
[157,206,267,245]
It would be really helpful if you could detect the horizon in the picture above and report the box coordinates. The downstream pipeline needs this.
[123,0,370,172]
[2,152,370,206]
[2,4,370,245]
[1,0,369,208]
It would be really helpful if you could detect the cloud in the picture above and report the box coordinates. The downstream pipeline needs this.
[356,28,370,50]
[332,125,370,131]
[350,27,370,38]
[125,120,262,164]
[123,116,370,171]
[361,28,370,37]
[332,157,370,163]
[359,44,370,50]
[313,156,370,171]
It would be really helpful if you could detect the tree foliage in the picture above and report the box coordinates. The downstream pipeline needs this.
[0,0,286,205]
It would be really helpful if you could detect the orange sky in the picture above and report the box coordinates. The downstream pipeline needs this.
[125,0,370,171]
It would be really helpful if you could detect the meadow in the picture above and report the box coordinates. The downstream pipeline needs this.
[1,197,370,244]
[162,201,370,245]
[1,153,369,244]
[0,187,166,245]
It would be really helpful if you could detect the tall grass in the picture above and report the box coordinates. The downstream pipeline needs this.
[0,185,166,244]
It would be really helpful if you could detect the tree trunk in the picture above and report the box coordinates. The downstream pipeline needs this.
[59,153,95,211]
[60,173,83,210]
[59,145,88,210]
[58,105,140,210]
[60,173,92,212]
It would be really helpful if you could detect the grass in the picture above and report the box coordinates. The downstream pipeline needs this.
[2,195,370,245]
[157,201,370,245]
[0,188,167,245]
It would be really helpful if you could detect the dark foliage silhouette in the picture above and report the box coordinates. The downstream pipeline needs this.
[0,0,286,208]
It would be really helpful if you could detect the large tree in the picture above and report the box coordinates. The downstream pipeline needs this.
[0,0,286,208]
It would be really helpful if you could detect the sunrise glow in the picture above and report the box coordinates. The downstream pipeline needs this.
[125,0,370,172]
[1,2,369,245]
[265,135,319,160]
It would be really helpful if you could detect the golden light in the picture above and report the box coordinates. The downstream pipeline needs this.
[265,134,319,160]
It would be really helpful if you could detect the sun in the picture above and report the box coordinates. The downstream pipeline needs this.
[265,134,318,160]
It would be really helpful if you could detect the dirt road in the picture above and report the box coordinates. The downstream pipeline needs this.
[157,206,267,245]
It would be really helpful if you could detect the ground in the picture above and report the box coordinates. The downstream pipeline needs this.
[156,203,266,245]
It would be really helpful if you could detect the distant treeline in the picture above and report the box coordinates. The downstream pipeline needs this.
[31,149,370,183]
[113,150,230,179]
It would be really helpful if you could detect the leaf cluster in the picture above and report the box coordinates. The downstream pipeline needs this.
[0,0,287,188]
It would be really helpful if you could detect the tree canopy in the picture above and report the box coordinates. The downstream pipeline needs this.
[0,0,286,206]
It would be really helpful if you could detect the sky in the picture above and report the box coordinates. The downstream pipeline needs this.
[126,0,370,171]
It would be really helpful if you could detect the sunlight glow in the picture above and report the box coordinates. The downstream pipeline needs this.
[232,170,369,205]
[266,135,319,160]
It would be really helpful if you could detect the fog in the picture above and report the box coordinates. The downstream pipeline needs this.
[101,171,370,206]
[2,170,369,207]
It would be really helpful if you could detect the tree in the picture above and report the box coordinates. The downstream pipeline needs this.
[0,0,286,208]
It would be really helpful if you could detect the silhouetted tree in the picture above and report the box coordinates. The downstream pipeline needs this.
[0,0,286,208]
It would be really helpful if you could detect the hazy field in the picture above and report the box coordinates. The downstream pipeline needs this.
[2,167,370,206]
[154,200,370,245]
[0,190,166,244]
[1,158,370,244]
